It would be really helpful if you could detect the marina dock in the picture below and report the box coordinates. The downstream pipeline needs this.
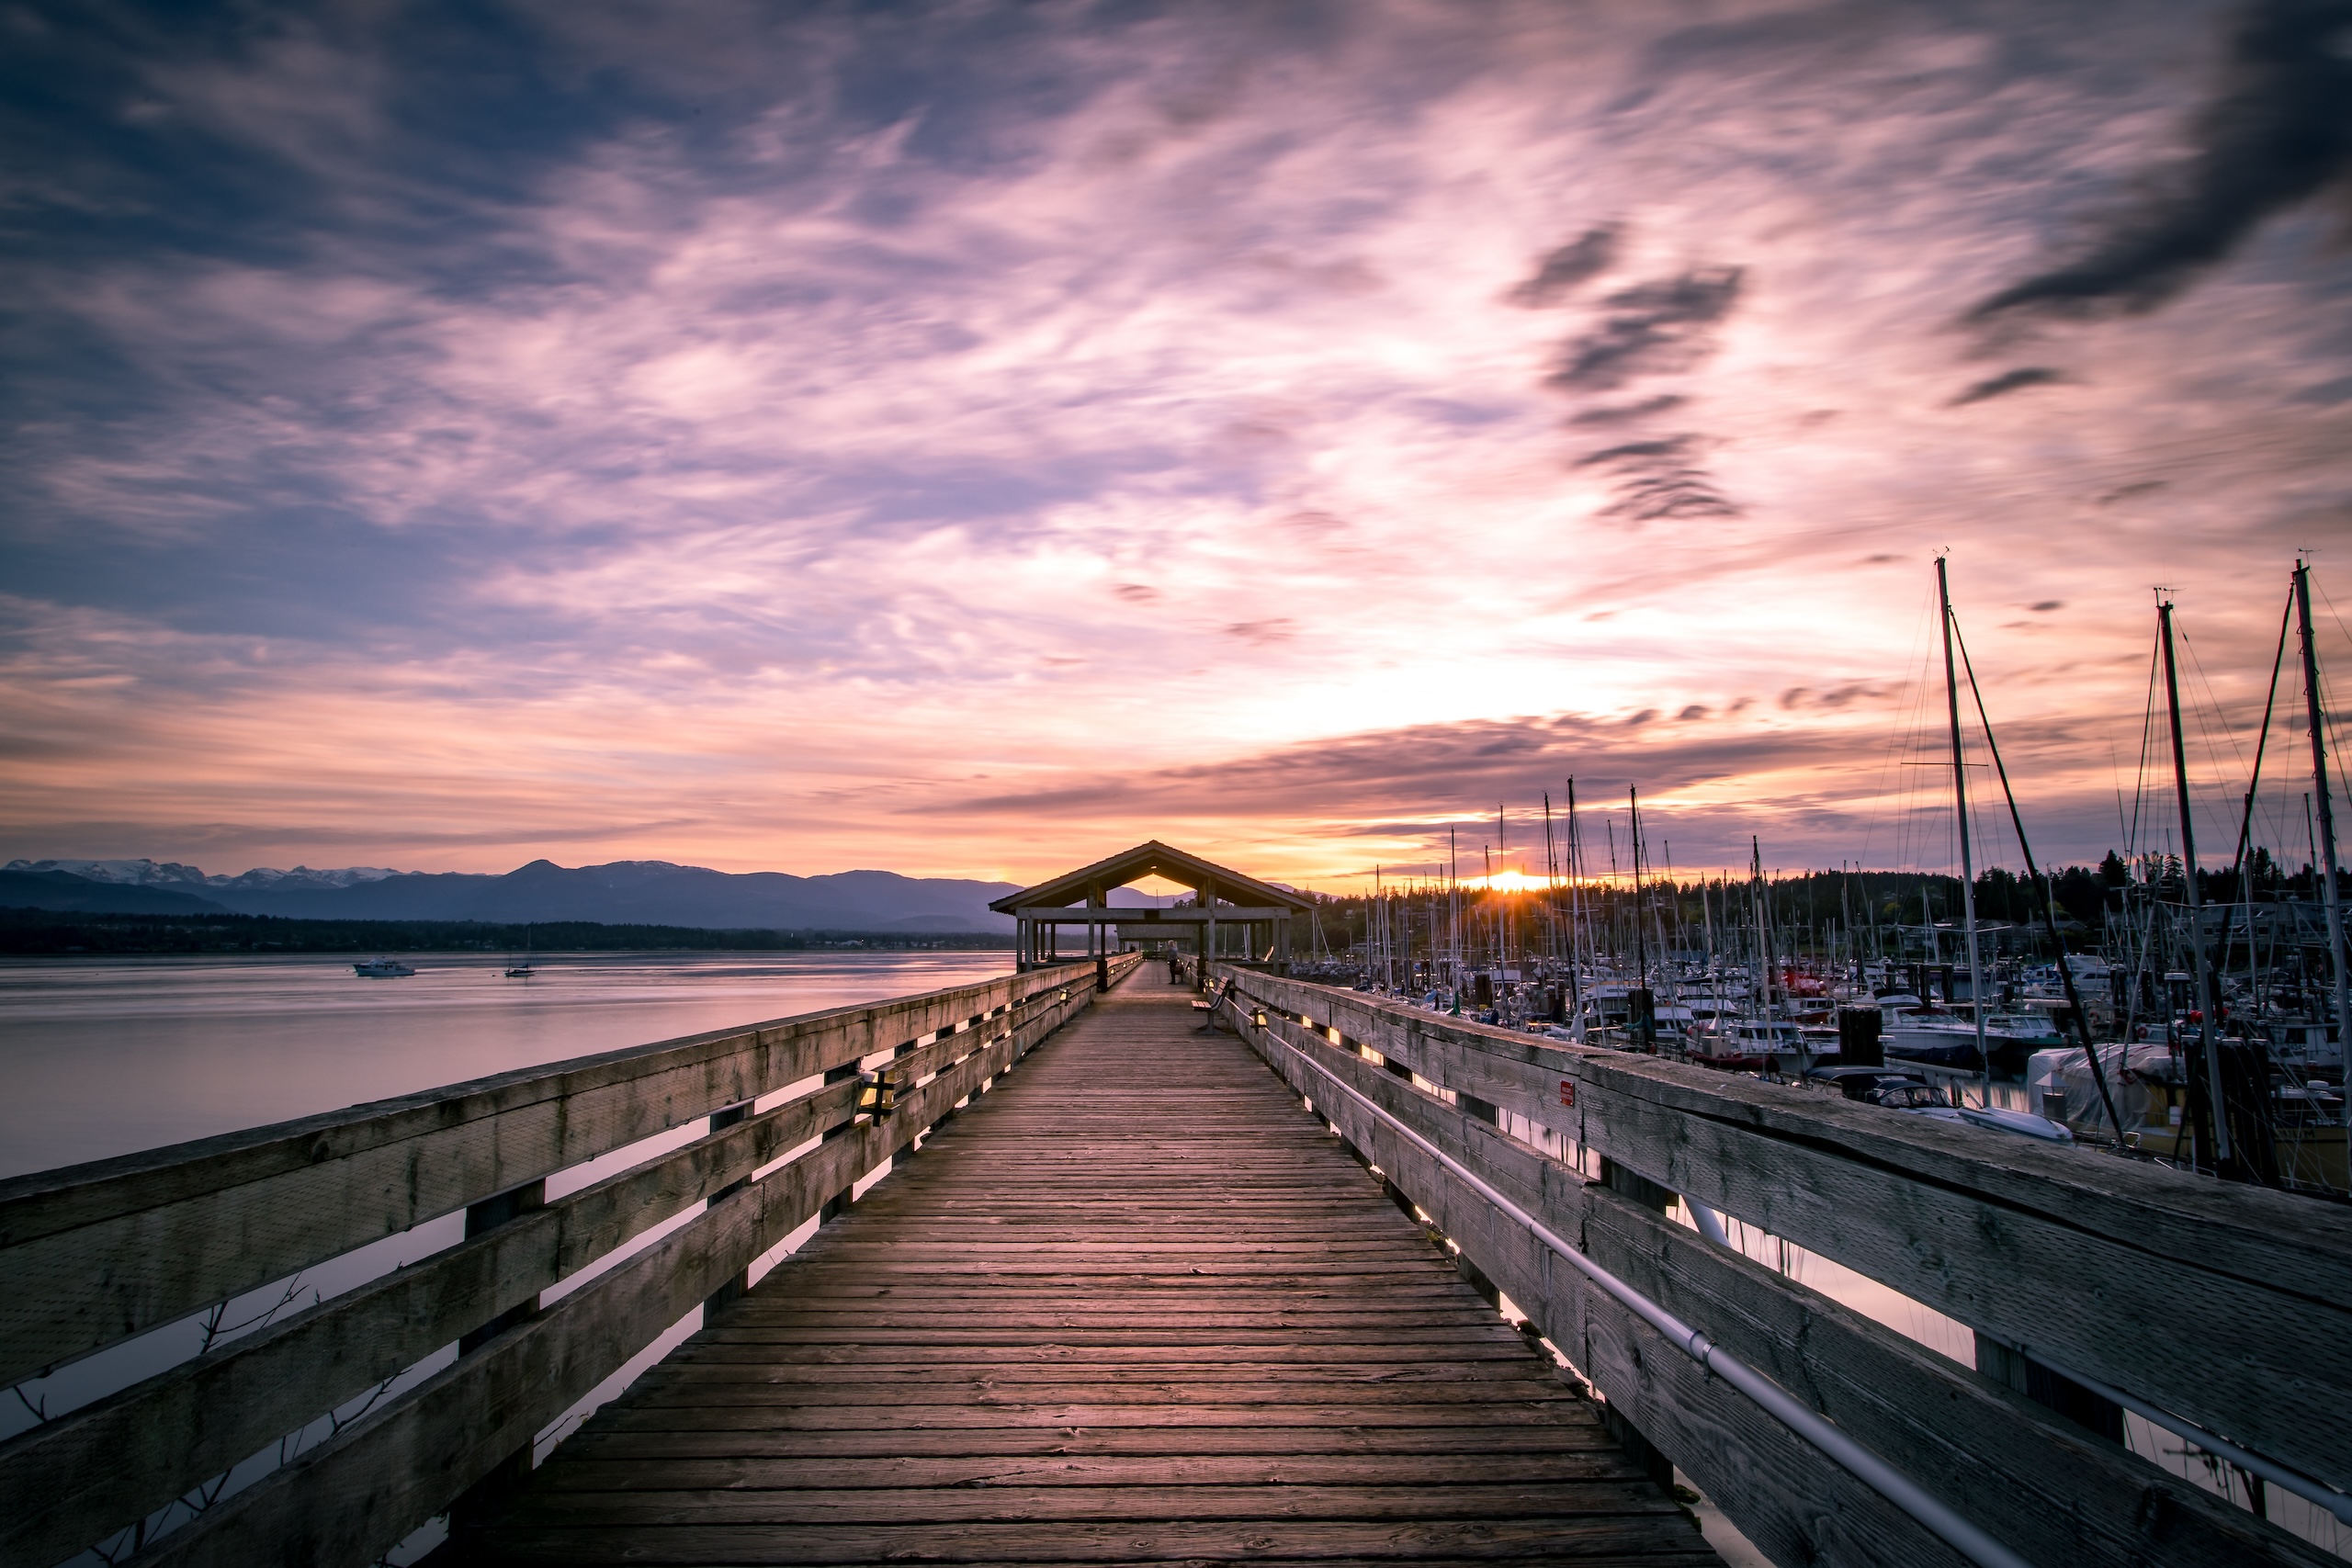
[6,841,2350,1568]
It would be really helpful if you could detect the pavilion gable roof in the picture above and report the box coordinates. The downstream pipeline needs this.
[987,840,1314,915]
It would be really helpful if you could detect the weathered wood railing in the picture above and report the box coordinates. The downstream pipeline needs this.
[0,953,1138,1568]
[1215,963,2352,1568]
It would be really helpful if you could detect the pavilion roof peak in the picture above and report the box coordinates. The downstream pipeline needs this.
[987,840,1314,914]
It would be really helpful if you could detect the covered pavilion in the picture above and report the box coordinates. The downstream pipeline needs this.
[988,840,1317,987]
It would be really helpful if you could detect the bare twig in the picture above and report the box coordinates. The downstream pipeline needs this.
[198,1275,310,1355]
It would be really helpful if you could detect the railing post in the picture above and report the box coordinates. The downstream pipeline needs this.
[447,1179,546,1532]
[818,1061,864,1224]
[1973,1333,2124,1443]
[1600,1156,1673,1213]
[1591,1157,1677,1491]
[704,1101,753,1316]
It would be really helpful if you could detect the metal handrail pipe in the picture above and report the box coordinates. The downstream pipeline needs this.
[1257,1016,2031,1568]
[2027,1351,2352,1527]
[1668,1104,2351,1526]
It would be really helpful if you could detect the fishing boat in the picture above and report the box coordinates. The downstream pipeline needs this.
[1688,1018,1807,1072]
[1883,1004,2061,1075]
[353,957,415,978]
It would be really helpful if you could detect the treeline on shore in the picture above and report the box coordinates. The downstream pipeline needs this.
[1308,854,2352,947]
[0,908,1015,955]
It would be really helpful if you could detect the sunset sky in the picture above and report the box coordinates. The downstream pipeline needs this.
[5,0,2350,888]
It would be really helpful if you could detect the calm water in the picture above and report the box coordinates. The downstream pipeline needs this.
[0,951,1014,1179]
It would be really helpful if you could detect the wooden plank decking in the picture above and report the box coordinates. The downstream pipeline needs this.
[450,967,1720,1565]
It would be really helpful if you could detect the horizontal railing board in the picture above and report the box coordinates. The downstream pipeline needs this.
[1238,1009,1967,1568]
[0,963,1098,1387]
[1245,1002,2332,1568]
[1227,968,2352,1490]
[0,983,1069,1568]
[1254,977,2352,1303]
[121,953,1133,1568]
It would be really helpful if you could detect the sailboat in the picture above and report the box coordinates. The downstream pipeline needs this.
[505,925,536,979]
[1881,558,1992,1083]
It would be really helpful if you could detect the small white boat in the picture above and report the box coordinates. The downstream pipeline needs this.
[353,957,415,978]
[1955,1104,2074,1141]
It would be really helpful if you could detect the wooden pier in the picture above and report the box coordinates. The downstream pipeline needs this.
[7,840,2352,1568]
[452,971,1711,1564]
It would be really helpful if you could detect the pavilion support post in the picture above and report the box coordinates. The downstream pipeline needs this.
[1092,892,1110,993]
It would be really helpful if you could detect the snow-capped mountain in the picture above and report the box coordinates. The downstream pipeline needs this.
[1,857,1022,931]
[3,859,402,891]
[208,864,403,890]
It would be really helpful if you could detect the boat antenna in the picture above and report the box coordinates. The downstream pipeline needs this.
[1950,615,2128,1145]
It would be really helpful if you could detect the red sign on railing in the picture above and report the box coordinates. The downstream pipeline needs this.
[1560,1080,1576,1108]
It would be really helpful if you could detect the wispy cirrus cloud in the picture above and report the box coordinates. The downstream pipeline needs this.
[0,0,2346,885]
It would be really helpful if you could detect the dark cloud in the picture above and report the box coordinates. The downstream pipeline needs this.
[1971,0,2352,321]
[1949,367,2066,406]
[1677,705,1709,720]
[1507,225,1619,307]
[2097,479,2169,504]
[1575,436,1739,522]
[1542,265,1747,523]
[1113,582,1160,601]
[1223,618,1295,645]
[1778,681,1898,712]
[1569,394,1685,425]
[1547,268,1743,390]
[939,700,2120,865]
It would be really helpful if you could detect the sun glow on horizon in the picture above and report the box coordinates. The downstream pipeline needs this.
[1473,868,1548,895]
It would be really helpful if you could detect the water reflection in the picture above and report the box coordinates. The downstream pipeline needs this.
[0,950,1012,1179]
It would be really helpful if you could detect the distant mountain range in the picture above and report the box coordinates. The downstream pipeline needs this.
[0,857,1196,932]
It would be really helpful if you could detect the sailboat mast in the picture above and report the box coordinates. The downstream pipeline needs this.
[1449,827,1460,985]
[1497,804,1509,975]
[1936,556,1990,1100]
[1543,793,1558,964]
[2160,592,2233,1171]
[1630,787,1650,1048]
[1566,779,1588,1040]
[1751,837,1770,1018]
[2295,558,2352,1102]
